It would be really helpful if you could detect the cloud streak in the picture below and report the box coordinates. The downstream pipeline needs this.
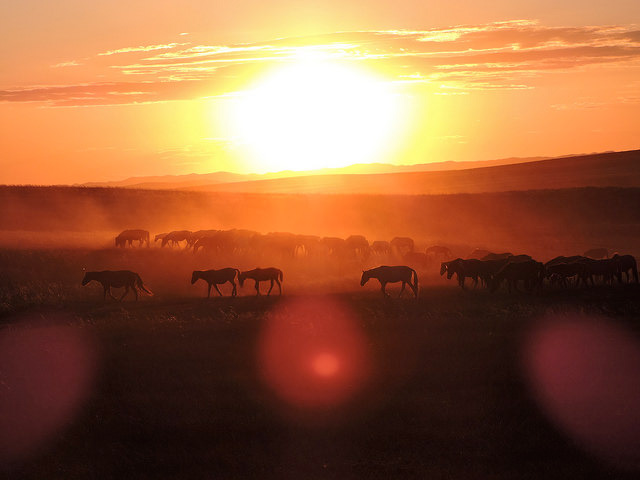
[3,20,640,106]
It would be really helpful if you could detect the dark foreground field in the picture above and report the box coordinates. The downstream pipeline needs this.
[2,250,640,479]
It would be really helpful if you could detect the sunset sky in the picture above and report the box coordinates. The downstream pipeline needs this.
[1,0,639,184]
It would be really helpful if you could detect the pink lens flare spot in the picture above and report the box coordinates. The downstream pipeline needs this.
[312,352,341,378]
[523,313,640,470]
[0,320,97,466]
[257,297,372,410]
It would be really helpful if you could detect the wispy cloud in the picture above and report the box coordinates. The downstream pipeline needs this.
[51,60,81,68]
[97,43,187,56]
[3,20,640,107]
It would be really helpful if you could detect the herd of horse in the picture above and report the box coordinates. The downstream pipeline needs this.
[440,252,638,293]
[114,229,424,261]
[99,229,638,300]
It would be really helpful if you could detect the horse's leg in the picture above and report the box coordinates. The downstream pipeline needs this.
[133,285,139,301]
[119,286,129,301]
[267,279,274,296]
[410,280,418,298]
[103,285,108,301]
[381,281,389,297]
[207,283,212,298]
[276,278,282,295]
[255,280,261,296]
[398,282,406,298]
[107,286,117,301]
[230,281,237,297]
[214,284,223,296]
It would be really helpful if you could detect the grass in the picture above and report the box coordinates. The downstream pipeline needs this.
[2,247,640,479]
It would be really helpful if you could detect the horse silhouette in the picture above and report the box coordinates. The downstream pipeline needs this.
[440,258,483,289]
[612,254,638,283]
[115,229,150,248]
[162,230,192,248]
[238,267,283,296]
[491,260,545,293]
[371,240,391,256]
[390,237,414,257]
[426,245,452,259]
[191,268,240,297]
[580,258,621,285]
[361,265,418,298]
[82,270,153,301]
[345,235,370,260]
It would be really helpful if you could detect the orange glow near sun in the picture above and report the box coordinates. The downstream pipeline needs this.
[228,58,404,172]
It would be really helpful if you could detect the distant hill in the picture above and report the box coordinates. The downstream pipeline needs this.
[186,150,640,195]
[79,156,549,190]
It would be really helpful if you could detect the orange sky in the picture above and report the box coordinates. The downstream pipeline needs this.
[1,1,639,184]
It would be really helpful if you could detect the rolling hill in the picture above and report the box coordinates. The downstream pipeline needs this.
[186,150,640,195]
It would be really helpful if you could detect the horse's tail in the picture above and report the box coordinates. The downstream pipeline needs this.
[135,274,154,296]
[411,268,419,298]
[279,269,283,282]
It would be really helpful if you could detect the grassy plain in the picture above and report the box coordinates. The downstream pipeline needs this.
[1,246,640,479]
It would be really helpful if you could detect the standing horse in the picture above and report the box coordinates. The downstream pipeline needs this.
[360,265,418,298]
[238,268,283,296]
[191,268,240,297]
[82,270,153,301]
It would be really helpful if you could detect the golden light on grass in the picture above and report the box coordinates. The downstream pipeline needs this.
[228,58,404,172]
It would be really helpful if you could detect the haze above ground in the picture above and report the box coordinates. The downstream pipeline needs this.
[1,1,640,184]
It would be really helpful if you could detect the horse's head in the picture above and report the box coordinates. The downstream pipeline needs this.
[439,262,448,276]
[190,271,201,284]
[238,272,246,287]
[81,272,94,286]
[360,270,370,286]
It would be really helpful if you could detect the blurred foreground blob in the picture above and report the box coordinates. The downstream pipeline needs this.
[524,314,640,470]
[0,321,96,467]
[257,297,372,416]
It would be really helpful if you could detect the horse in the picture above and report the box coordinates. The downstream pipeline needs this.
[191,268,240,297]
[360,265,418,298]
[580,258,621,285]
[82,270,153,301]
[390,237,415,257]
[371,240,391,256]
[612,254,639,283]
[491,260,545,293]
[238,268,283,296]
[440,258,482,289]
[425,245,452,260]
[115,229,150,248]
[161,230,192,248]
[545,262,588,288]
[345,235,370,260]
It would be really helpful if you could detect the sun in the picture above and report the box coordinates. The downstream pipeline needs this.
[228,59,403,173]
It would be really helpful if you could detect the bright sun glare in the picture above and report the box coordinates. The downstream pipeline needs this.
[229,59,403,172]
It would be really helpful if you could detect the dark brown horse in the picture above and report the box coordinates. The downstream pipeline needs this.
[361,265,418,298]
[238,268,283,296]
[82,270,153,301]
[191,268,240,297]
